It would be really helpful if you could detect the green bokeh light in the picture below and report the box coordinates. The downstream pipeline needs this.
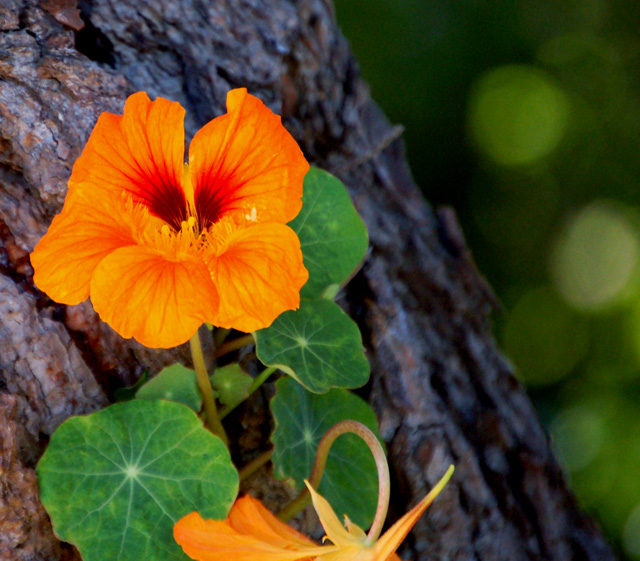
[468,65,571,167]
[550,201,640,312]
[335,2,640,557]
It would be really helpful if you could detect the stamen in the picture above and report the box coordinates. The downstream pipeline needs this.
[202,215,238,257]
[161,224,171,237]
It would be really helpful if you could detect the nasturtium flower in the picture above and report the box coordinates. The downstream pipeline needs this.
[173,466,453,561]
[31,89,309,348]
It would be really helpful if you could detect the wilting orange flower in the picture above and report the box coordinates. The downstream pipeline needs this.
[31,89,309,348]
[174,466,454,561]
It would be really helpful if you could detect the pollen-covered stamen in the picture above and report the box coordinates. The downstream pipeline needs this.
[184,215,197,231]
[146,213,204,260]
[201,215,238,258]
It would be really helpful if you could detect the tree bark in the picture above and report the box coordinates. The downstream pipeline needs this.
[0,1,616,560]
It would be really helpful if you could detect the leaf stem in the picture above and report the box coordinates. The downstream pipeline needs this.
[238,449,274,482]
[214,333,254,358]
[190,330,228,447]
[219,366,277,419]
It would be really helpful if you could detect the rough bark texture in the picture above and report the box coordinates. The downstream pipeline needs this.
[0,1,616,560]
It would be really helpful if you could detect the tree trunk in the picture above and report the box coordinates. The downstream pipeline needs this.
[0,1,616,560]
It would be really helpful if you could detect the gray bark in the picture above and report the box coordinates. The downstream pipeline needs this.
[0,1,616,560]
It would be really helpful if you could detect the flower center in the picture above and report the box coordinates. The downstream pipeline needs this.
[144,177,189,232]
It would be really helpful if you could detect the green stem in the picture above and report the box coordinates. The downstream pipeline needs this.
[214,333,254,358]
[219,366,277,419]
[190,330,228,447]
[238,449,274,482]
[278,420,390,540]
[214,327,231,347]
[277,489,311,522]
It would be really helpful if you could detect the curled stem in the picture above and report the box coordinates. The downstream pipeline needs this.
[278,419,390,545]
[190,330,228,447]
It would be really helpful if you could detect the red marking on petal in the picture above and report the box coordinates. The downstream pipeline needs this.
[69,92,189,231]
[189,88,308,229]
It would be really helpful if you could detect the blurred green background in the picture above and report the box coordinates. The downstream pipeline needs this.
[334,0,640,558]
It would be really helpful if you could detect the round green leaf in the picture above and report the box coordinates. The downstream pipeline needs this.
[37,400,238,561]
[136,363,202,411]
[254,299,370,393]
[291,167,369,299]
[271,377,381,528]
[210,364,252,406]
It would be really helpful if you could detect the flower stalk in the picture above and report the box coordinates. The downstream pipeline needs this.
[239,449,274,482]
[279,419,390,546]
[214,333,254,358]
[190,329,228,446]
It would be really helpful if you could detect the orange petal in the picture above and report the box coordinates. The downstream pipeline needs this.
[228,496,317,549]
[206,223,308,333]
[69,92,188,230]
[174,511,327,561]
[189,88,308,228]
[89,245,219,348]
[31,189,139,305]
[371,466,454,561]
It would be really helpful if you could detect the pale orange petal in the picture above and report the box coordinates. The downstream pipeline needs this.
[344,517,368,542]
[69,92,188,230]
[174,511,326,561]
[207,223,308,333]
[31,189,139,305]
[317,547,401,561]
[371,466,454,561]
[89,245,218,348]
[315,546,367,561]
[305,481,362,549]
[189,88,308,228]
[228,496,317,549]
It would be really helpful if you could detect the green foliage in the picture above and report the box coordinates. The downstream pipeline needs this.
[291,167,369,299]
[270,377,381,529]
[37,400,238,561]
[210,363,252,405]
[136,364,202,411]
[254,298,370,393]
[114,372,148,402]
[37,165,377,560]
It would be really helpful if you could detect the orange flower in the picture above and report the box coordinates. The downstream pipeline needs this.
[31,89,309,348]
[174,466,454,561]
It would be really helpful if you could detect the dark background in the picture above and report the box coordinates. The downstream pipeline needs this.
[335,1,640,559]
